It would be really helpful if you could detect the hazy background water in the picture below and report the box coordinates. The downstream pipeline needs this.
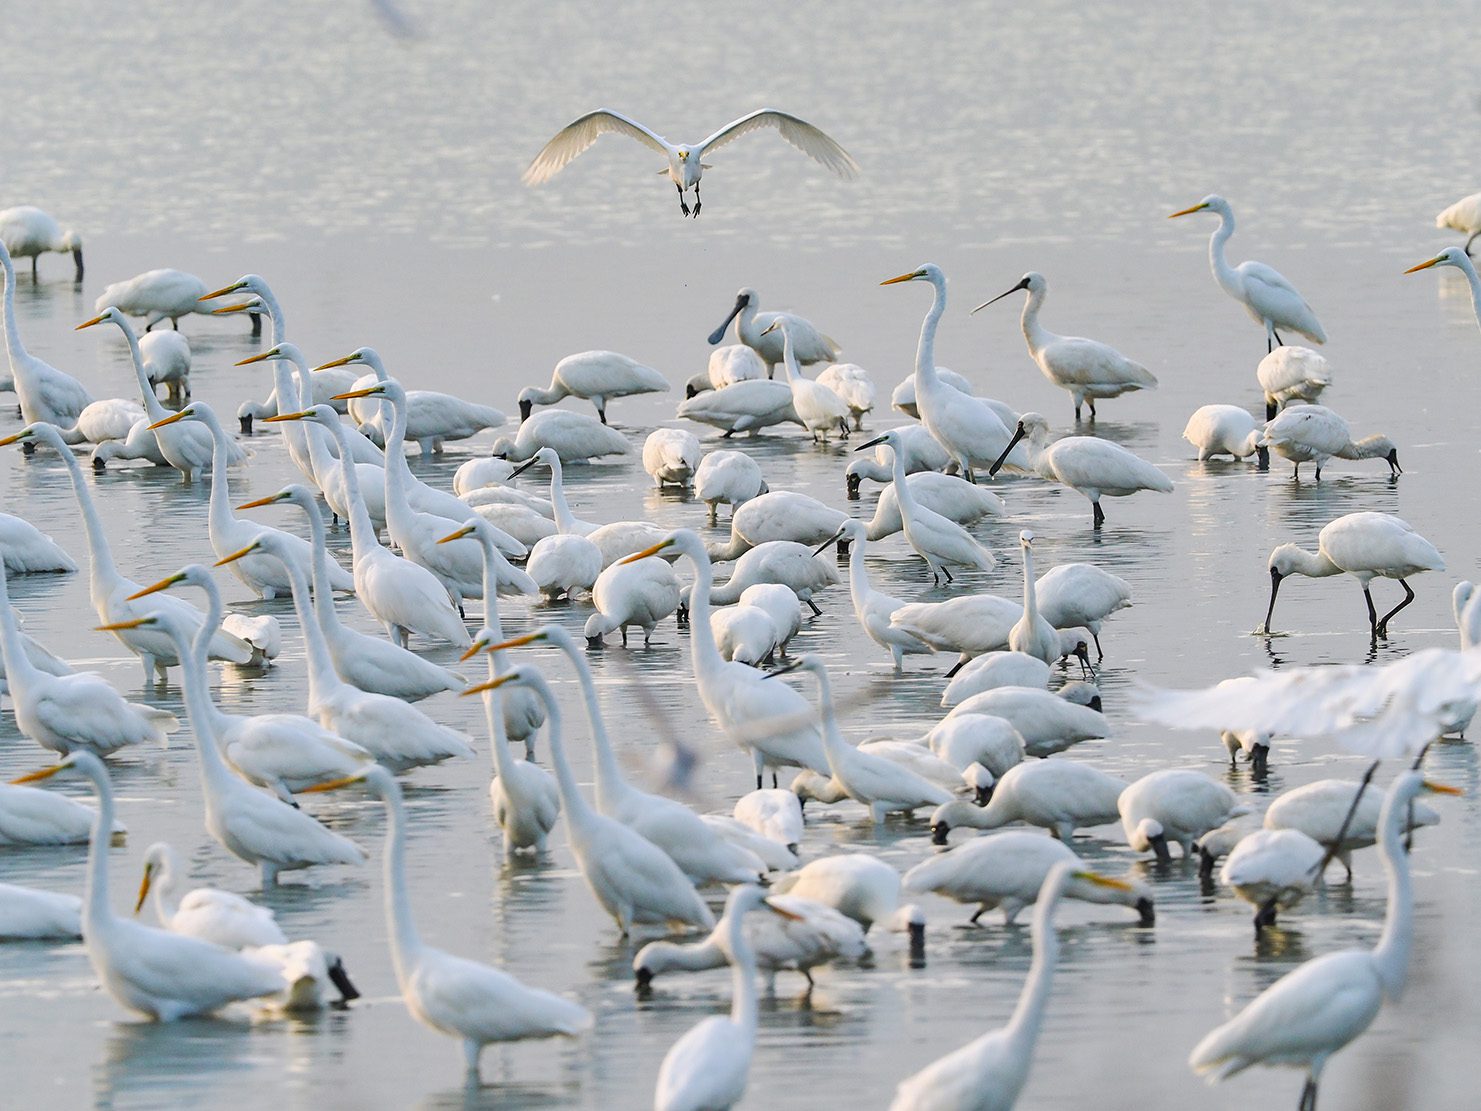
[2,1,1480,1108]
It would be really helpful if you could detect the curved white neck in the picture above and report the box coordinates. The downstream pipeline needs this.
[915,276,947,383]
[546,457,580,534]
[473,536,518,777]
[202,413,237,542]
[0,568,41,690]
[724,902,759,1036]
[172,606,240,798]
[377,396,416,531]
[561,640,631,810]
[112,320,169,422]
[887,447,920,526]
[1371,780,1417,1000]
[682,549,725,681]
[81,764,118,938]
[296,497,347,640]
[1289,546,1341,579]
[643,938,725,976]
[531,676,598,832]
[1004,876,1062,1052]
[1020,287,1055,356]
[846,534,871,615]
[323,418,379,563]
[1207,209,1242,300]
[1455,256,1481,330]
[274,543,344,704]
[1,250,27,370]
[149,859,183,923]
[1020,544,1040,626]
[812,668,849,767]
[777,330,801,384]
[49,434,125,601]
[379,779,424,987]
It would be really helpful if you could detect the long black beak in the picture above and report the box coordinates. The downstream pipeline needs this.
[508,456,540,479]
[853,435,887,453]
[814,528,847,555]
[72,248,85,281]
[518,398,533,423]
[327,957,360,1003]
[1388,449,1402,477]
[707,295,746,345]
[764,659,806,679]
[988,422,1027,477]
[1260,567,1282,634]
[969,277,1030,314]
[1073,642,1094,679]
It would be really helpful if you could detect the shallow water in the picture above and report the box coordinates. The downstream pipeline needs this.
[3,1,1481,1108]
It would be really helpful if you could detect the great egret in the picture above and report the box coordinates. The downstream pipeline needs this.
[707,287,841,373]
[305,765,592,1077]
[974,271,1157,421]
[99,600,366,886]
[891,861,1135,1111]
[635,891,866,992]
[0,512,76,574]
[1189,774,1457,1111]
[816,363,876,430]
[463,667,714,936]
[0,206,82,278]
[135,842,288,949]
[1220,829,1326,931]
[989,413,1173,528]
[626,530,829,788]
[0,881,82,938]
[2,242,92,430]
[0,423,261,679]
[1257,346,1332,419]
[825,520,931,672]
[880,265,1027,481]
[1257,404,1400,480]
[13,753,288,1019]
[95,269,254,333]
[0,625,75,712]
[1118,769,1245,863]
[676,378,803,436]
[518,350,669,424]
[524,108,858,217]
[642,427,702,487]
[1264,779,1440,881]
[652,886,780,1111]
[1434,191,1481,253]
[1183,404,1267,463]
[1260,511,1444,638]
[128,567,373,800]
[491,407,631,463]
[1169,195,1327,352]
[694,449,767,524]
[763,320,850,442]
[1405,246,1481,334]
[929,760,1127,845]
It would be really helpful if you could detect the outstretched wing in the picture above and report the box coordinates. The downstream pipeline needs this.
[522,110,671,186]
[697,109,860,179]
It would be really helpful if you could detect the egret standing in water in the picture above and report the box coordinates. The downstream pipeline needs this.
[523,108,859,217]
[1169,195,1326,352]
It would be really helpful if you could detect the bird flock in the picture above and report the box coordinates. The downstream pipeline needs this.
[2,124,1479,1111]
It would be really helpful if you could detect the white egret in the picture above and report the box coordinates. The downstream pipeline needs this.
[306,765,591,1077]
[708,286,841,373]
[676,378,802,436]
[219,536,476,771]
[2,242,92,430]
[465,667,714,936]
[1035,562,1132,659]
[929,760,1127,845]
[0,625,75,711]
[491,407,631,463]
[492,625,766,885]
[1258,404,1400,480]
[316,348,505,454]
[0,206,83,278]
[694,449,767,524]
[1405,246,1481,333]
[139,330,192,404]
[1257,346,1332,419]
[135,842,288,949]
[0,562,176,757]
[1220,829,1326,931]
[519,349,669,424]
[738,584,801,657]
[525,107,858,217]
[1183,404,1268,464]
[891,861,1137,1111]
[974,271,1157,421]
[642,427,702,487]
[266,406,472,648]
[1169,195,1327,352]
[1260,511,1444,638]
[762,320,850,441]
[827,520,931,672]
[1455,581,1481,650]
[991,413,1173,528]
[100,601,366,887]
[635,892,866,992]
[1118,769,1245,863]
[128,567,373,800]
[651,886,780,1111]
[95,268,255,333]
[1434,191,1481,253]
[13,753,288,1019]
[1265,779,1440,881]
[0,776,124,845]
[0,882,82,939]
[707,490,847,562]
[626,531,829,788]
[0,512,76,574]
[816,362,875,430]
[880,265,1027,481]
[236,344,351,489]
[946,687,1110,757]
[1189,774,1457,1111]
[846,423,952,499]
[862,471,1005,543]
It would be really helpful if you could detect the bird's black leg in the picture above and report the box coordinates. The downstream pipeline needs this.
[943,566,954,584]
[1363,585,1380,635]
[1093,632,1105,660]
[1272,328,1284,346]
[251,313,262,338]
[1299,1075,1317,1111]
[597,406,607,426]
[172,318,179,331]
[1265,400,1278,421]
[771,771,778,789]
[1375,579,1416,638]
[1074,401,1082,422]
[31,256,39,278]
[1092,502,1105,529]
[676,183,689,217]
[1468,230,1480,257]
[692,182,701,218]
[1314,463,1322,481]
[1088,399,1097,420]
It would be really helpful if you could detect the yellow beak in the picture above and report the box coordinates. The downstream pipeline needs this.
[1076,871,1135,891]
[0,432,30,447]
[211,302,255,316]
[314,355,356,371]
[331,387,379,401]
[11,763,69,785]
[134,867,154,915]
[1167,202,1210,218]
[126,574,184,601]
[462,673,518,697]
[75,314,107,331]
[764,899,804,921]
[236,494,281,510]
[1404,257,1443,274]
[480,631,543,654]
[620,540,671,564]
[879,271,919,286]
[147,411,189,430]
[436,525,474,545]
[263,411,311,423]
[235,349,279,366]
[1423,780,1463,795]
[199,282,244,301]
[215,543,259,567]
[97,617,153,632]
[299,770,371,794]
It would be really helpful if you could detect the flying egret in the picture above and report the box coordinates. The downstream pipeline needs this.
[1188,773,1458,1111]
[989,413,1173,528]
[974,272,1157,421]
[707,288,840,374]
[1406,246,1481,334]
[1257,404,1400,480]
[304,765,591,1078]
[891,861,1136,1110]
[1169,195,1327,352]
[524,108,858,217]
[0,206,83,278]
[1260,512,1444,638]
[518,350,669,424]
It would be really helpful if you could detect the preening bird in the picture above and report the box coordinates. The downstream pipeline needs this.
[523,108,859,217]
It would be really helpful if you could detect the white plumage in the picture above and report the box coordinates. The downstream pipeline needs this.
[1256,345,1332,418]
[694,448,767,523]
[491,407,631,463]
[642,427,702,487]
[519,349,668,424]
[1183,403,1265,462]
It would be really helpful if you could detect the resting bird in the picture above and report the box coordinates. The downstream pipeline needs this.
[522,108,859,217]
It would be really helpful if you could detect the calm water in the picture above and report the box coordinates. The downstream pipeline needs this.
[3,2,1480,1108]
